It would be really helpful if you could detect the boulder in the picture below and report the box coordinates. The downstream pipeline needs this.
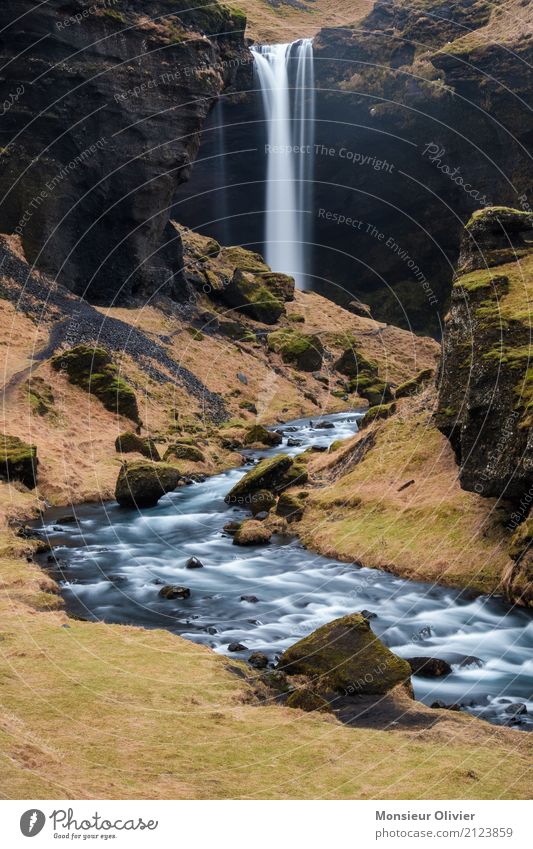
[52,345,139,422]
[279,613,411,695]
[233,520,272,546]
[115,461,181,508]
[347,298,373,319]
[224,454,294,502]
[0,435,38,489]
[243,425,283,447]
[223,521,241,536]
[407,657,452,677]
[240,595,259,603]
[276,492,306,522]
[228,642,248,652]
[159,585,190,600]
[248,652,269,669]
[267,329,324,371]
[249,489,277,516]
[185,556,204,569]
[115,432,161,461]
[163,444,205,462]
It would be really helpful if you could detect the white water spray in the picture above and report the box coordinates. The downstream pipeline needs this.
[252,39,315,289]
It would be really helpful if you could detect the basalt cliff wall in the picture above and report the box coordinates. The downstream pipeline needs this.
[0,1,246,303]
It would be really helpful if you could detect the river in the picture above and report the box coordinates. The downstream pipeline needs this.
[37,411,533,729]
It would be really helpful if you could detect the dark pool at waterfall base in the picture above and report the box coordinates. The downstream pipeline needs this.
[37,411,533,730]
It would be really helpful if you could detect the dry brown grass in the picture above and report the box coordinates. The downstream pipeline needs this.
[300,388,514,594]
[236,0,373,43]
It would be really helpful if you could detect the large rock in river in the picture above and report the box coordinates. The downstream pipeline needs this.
[115,461,181,508]
[279,613,411,696]
[224,454,294,504]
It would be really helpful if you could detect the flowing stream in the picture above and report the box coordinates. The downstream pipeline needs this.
[252,39,314,288]
[38,412,533,730]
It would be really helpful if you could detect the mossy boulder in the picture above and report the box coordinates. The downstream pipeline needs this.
[267,329,323,372]
[280,462,308,489]
[52,345,139,422]
[0,435,38,489]
[233,520,272,546]
[225,454,294,503]
[349,375,394,406]
[509,519,533,562]
[361,402,397,428]
[395,368,434,399]
[249,489,277,516]
[115,461,181,508]
[260,271,295,302]
[335,346,377,379]
[115,432,160,461]
[279,613,411,695]
[163,444,205,462]
[243,425,282,447]
[276,492,306,522]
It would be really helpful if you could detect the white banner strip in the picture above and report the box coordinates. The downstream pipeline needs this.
[1,799,531,848]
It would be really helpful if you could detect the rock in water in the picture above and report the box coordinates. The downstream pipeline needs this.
[248,652,269,669]
[406,657,452,677]
[224,454,294,502]
[115,461,181,508]
[159,586,190,600]
[185,556,204,569]
[279,613,411,695]
[233,520,272,546]
[228,642,247,652]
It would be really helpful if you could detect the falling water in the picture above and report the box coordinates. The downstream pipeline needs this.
[252,39,315,289]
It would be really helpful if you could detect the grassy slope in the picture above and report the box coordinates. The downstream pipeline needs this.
[235,0,372,42]
[1,541,531,800]
[299,389,513,594]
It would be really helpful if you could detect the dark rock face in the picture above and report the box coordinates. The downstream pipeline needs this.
[436,208,533,502]
[0,1,246,303]
[407,657,452,678]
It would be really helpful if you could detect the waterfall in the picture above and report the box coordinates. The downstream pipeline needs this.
[252,39,315,290]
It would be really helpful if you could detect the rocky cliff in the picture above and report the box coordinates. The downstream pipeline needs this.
[0,1,246,303]
[310,0,533,332]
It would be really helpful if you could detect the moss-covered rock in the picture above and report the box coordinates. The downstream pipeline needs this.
[52,345,139,422]
[249,489,277,516]
[243,424,282,447]
[505,519,533,607]
[395,368,434,399]
[361,402,397,428]
[115,432,161,461]
[279,613,411,695]
[115,461,181,508]
[225,454,294,502]
[163,444,205,462]
[0,435,38,489]
[335,346,378,378]
[233,519,272,546]
[276,492,306,522]
[267,329,323,371]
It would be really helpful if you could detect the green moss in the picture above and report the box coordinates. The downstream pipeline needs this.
[186,327,204,341]
[286,689,331,713]
[163,444,205,462]
[103,9,125,24]
[335,346,378,378]
[52,345,139,423]
[115,432,160,461]
[279,613,411,695]
[225,454,294,501]
[267,329,323,372]
[25,376,54,416]
[276,492,305,522]
[454,269,509,294]
[465,206,531,231]
[395,368,434,399]
[361,402,397,428]
[243,425,282,447]
[287,313,305,323]
[509,519,533,561]
[0,435,38,489]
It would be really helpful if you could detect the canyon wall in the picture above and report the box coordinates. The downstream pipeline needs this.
[0,1,246,303]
